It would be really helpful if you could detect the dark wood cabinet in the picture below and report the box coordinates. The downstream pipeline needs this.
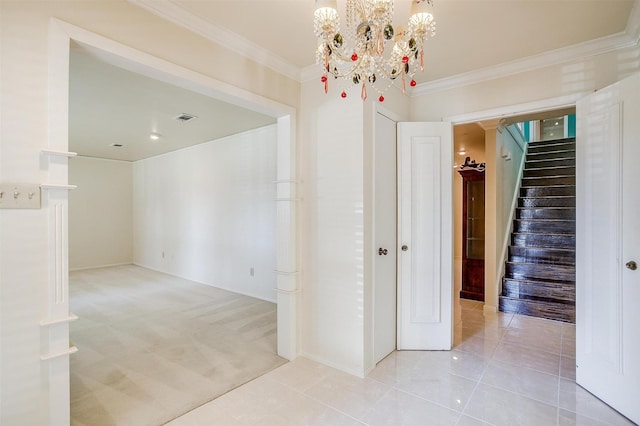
[459,169,485,301]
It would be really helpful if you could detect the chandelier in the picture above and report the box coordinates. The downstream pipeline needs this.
[314,0,436,102]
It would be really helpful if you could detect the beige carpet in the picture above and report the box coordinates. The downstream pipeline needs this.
[70,265,287,426]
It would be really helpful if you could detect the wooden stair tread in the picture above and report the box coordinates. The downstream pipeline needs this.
[500,136,576,323]
[499,296,575,323]
[501,293,575,306]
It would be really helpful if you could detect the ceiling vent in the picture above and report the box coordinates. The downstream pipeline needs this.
[110,143,125,148]
[174,113,198,123]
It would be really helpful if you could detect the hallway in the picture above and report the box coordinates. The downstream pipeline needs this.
[169,300,632,425]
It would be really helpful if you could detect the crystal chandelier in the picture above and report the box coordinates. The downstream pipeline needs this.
[314,0,436,102]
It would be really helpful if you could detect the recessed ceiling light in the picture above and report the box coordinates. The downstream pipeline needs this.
[149,133,161,141]
[110,143,125,148]
[174,113,197,122]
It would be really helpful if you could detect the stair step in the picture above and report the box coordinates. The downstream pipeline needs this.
[528,141,575,154]
[525,158,575,168]
[517,207,575,220]
[512,233,575,249]
[519,196,575,208]
[527,138,575,146]
[505,262,575,282]
[508,246,575,265]
[501,137,576,323]
[499,296,575,323]
[526,149,576,161]
[523,166,574,178]
[502,277,575,301]
[520,186,575,197]
[522,176,575,186]
[513,219,575,235]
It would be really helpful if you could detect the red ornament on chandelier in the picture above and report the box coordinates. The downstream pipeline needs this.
[341,91,347,98]
[410,79,417,87]
[351,53,358,61]
[379,96,385,103]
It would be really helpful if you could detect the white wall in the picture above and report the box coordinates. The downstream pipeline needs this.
[69,157,133,270]
[299,88,366,375]
[496,126,527,259]
[410,46,640,122]
[133,125,277,302]
[486,126,526,310]
[299,76,411,376]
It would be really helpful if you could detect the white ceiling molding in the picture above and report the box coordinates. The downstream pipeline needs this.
[129,0,639,93]
[413,31,638,96]
[300,64,323,83]
[414,0,640,96]
[444,93,586,125]
[128,0,302,82]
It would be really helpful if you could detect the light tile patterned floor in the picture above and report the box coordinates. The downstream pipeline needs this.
[169,299,634,426]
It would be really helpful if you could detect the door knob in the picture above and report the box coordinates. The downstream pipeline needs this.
[401,245,408,251]
[378,248,388,256]
[626,260,637,271]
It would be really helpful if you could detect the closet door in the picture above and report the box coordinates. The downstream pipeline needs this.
[576,72,640,424]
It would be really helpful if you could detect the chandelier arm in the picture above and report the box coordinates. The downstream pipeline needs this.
[327,58,365,79]
[314,0,436,100]
[329,48,356,63]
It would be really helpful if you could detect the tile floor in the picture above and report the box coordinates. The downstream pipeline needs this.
[169,300,634,426]
[69,265,286,426]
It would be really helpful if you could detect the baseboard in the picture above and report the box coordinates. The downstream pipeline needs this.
[69,262,133,272]
[484,305,498,314]
[132,262,277,304]
[300,352,367,379]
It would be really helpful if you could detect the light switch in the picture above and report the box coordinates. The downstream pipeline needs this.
[0,183,41,209]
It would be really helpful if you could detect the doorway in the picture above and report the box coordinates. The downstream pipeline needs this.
[46,19,298,425]
[371,95,585,358]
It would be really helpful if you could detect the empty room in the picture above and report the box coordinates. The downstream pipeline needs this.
[67,46,286,425]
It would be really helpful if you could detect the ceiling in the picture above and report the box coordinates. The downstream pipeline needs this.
[135,0,638,85]
[69,45,277,161]
[70,1,638,162]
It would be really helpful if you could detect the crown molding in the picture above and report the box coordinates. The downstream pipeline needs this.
[413,29,639,96]
[129,0,640,93]
[444,93,586,125]
[128,0,303,82]
[414,0,640,96]
[301,64,323,83]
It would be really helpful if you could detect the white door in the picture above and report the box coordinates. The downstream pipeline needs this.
[374,112,398,363]
[576,72,640,424]
[397,122,453,350]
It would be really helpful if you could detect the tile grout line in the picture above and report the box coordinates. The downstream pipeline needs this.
[455,309,513,424]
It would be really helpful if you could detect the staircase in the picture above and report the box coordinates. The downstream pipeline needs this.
[499,137,576,323]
